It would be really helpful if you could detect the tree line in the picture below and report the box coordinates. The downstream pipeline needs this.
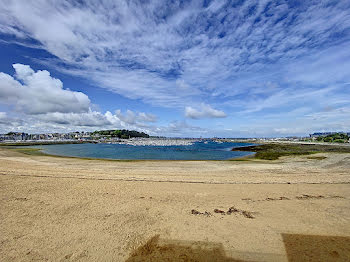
[316,133,349,143]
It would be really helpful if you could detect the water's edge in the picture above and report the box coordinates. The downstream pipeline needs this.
[19,142,256,161]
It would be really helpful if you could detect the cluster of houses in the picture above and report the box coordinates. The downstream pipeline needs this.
[0,132,94,142]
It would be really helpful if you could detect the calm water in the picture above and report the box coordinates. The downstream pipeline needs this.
[30,141,255,160]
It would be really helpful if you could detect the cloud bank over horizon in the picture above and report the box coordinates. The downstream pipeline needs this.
[0,0,350,136]
[0,64,168,135]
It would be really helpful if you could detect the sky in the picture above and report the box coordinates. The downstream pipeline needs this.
[0,0,350,137]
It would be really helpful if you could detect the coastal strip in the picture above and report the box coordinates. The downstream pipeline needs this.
[0,138,198,147]
[231,142,350,160]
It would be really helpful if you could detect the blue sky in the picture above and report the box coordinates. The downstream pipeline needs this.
[0,0,350,137]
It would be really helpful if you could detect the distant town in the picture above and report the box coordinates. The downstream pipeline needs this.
[0,130,150,143]
[0,130,349,144]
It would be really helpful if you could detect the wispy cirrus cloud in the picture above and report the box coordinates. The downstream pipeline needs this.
[0,1,350,136]
[1,1,349,103]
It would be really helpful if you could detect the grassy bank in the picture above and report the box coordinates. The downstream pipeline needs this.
[232,143,350,160]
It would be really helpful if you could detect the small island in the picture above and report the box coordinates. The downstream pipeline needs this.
[92,129,150,139]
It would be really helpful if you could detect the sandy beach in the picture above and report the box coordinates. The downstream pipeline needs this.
[1,147,350,261]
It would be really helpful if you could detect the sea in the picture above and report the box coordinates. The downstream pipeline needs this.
[29,140,255,160]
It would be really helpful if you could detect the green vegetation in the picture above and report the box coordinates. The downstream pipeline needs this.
[306,156,327,160]
[232,143,350,160]
[323,137,333,142]
[13,148,47,156]
[92,129,149,139]
[316,133,349,143]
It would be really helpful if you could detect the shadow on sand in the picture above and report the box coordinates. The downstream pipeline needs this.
[126,234,350,262]
[125,235,243,262]
[282,234,350,262]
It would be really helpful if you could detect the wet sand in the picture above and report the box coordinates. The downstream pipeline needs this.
[0,148,350,261]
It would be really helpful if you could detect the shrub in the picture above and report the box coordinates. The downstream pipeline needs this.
[255,152,282,160]
[323,137,333,142]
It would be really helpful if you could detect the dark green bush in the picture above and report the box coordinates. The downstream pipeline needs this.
[323,137,333,142]
[255,152,283,160]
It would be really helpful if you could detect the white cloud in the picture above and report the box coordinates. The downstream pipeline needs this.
[0,1,350,136]
[176,79,190,90]
[2,0,349,109]
[37,111,111,127]
[0,112,6,119]
[153,120,208,137]
[185,104,226,119]
[0,64,90,114]
[0,109,159,134]
[0,65,160,134]
[0,112,24,129]
[115,109,157,125]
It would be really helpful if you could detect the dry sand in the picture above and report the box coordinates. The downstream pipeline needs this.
[0,147,349,261]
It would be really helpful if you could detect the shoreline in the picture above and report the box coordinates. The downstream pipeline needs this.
[10,147,256,162]
[8,141,350,162]
[0,138,198,147]
[8,142,257,162]
[3,139,349,162]
[1,146,349,184]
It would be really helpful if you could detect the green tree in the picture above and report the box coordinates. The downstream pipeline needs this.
[323,137,333,142]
